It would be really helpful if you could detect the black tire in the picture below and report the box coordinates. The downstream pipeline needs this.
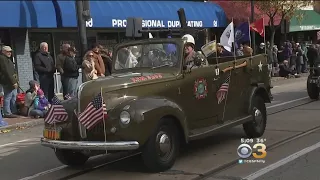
[243,96,267,138]
[141,118,180,172]
[307,77,319,100]
[55,149,89,167]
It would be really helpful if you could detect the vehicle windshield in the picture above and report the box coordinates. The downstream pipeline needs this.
[114,43,179,70]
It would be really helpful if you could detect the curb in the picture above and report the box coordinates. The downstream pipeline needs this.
[0,119,44,130]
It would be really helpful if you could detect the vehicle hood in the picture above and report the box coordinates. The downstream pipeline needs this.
[80,72,176,94]
[76,72,176,111]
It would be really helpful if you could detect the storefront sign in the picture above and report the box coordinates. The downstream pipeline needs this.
[111,19,205,28]
[86,18,93,28]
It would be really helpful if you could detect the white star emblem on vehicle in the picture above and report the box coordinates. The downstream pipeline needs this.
[258,61,263,72]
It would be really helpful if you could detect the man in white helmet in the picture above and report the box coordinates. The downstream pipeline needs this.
[181,34,208,68]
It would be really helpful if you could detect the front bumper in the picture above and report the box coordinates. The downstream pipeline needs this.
[40,138,140,151]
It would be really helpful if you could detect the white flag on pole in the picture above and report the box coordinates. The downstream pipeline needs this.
[220,22,234,52]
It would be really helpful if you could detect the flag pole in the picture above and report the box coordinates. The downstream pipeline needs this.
[101,88,107,154]
[215,35,220,76]
[215,35,219,65]
[232,18,236,67]
[263,17,266,55]
[248,17,252,53]
[248,17,253,66]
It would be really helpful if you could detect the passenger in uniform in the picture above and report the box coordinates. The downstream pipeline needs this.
[181,34,208,68]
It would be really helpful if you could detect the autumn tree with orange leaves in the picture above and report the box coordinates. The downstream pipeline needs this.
[255,1,313,47]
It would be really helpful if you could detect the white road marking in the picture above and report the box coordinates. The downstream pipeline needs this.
[267,97,309,109]
[0,138,39,148]
[244,141,320,180]
[13,96,312,180]
[18,165,68,180]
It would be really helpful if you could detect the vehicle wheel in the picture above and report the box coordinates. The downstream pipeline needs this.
[55,149,89,167]
[141,118,180,172]
[307,77,319,100]
[243,96,267,138]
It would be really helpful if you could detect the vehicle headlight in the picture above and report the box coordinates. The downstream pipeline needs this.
[120,111,130,124]
[317,64,320,68]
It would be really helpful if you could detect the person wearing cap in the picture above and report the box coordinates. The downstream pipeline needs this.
[0,45,18,118]
[63,46,81,98]
[56,43,71,98]
[34,42,55,102]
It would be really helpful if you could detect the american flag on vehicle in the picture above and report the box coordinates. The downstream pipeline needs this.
[64,94,72,100]
[216,73,231,104]
[78,93,107,130]
[44,95,68,124]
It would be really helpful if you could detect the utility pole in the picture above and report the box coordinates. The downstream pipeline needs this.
[75,1,90,82]
[250,0,256,54]
[75,1,89,58]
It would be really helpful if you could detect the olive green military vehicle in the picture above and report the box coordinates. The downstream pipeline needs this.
[40,37,271,172]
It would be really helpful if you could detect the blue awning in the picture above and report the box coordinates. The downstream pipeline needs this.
[0,1,57,28]
[56,1,227,28]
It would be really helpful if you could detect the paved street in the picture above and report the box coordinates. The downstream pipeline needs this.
[0,77,319,180]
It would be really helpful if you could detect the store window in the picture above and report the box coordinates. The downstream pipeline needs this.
[97,32,118,50]
[52,32,80,59]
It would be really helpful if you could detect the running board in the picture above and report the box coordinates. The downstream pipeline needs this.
[188,115,252,141]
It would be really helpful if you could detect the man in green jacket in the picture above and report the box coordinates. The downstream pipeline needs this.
[0,46,18,118]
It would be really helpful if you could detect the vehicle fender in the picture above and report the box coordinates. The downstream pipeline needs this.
[113,97,188,145]
[246,84,271,114]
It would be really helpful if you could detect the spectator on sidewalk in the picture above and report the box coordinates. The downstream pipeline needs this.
[24,80,44,118]
[34,42,55,102]
[279,60,300,78]
[296,43,304,74]
[0,108,8,127]
[99,46,112,76]
[301,42,308,73]
[33,89,50,118]
[0,46,18,118]
[82,51,98,82]
[88,43,105,77]
[307,44,319,67]
[56,43,70,99]
[63,47,81,97]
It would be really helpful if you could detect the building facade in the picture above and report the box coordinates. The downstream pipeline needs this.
[0,1,227,94]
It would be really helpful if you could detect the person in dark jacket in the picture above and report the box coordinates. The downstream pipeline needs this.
[99,46,112,76]
[33,42,55,102]
[32,48,40,83]
[279,60,300,78]
[307,44,319,67]
[56,43,70,98]
[0,46,18,118]
[295,44,304,74]
[63,47,81,98]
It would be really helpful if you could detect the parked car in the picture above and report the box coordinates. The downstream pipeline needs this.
[40,38,271,172]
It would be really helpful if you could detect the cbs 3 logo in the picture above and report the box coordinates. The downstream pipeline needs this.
[237,143,267,159]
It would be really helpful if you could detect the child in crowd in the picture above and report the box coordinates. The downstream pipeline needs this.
[34,89,50,118]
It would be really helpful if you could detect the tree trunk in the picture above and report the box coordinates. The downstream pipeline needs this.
[269,29,276,49]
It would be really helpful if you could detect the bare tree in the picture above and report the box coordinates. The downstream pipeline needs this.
[255,0,313,47]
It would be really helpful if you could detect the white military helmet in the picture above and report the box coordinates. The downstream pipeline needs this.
[182,34,195,46]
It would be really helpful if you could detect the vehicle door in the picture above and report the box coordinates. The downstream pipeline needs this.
[228,57,252,119]
[214,57,250,123]
[211,58,237,123]
[176,64,220,130]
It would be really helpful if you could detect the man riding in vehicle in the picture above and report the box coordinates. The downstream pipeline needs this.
[182,34,208,68]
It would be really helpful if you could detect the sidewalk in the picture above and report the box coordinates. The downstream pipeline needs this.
[0,116,43,133]
[0,73,311,132]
